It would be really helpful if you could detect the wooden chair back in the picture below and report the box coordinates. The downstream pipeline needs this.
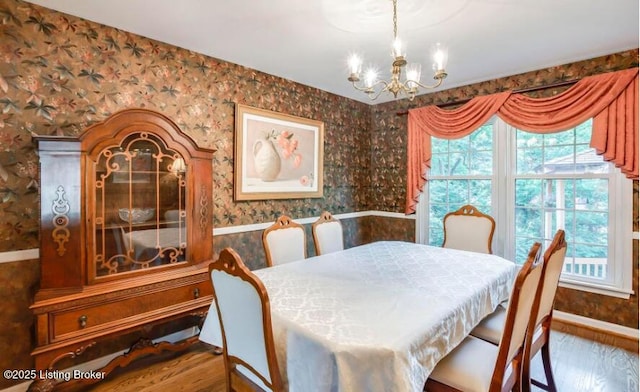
[522,229,567,391]
[312,211,344,255]
[442,204,496,254]
[534,230,567,328]
[262,215,306,267]
[209,248,283,392]
[492,241,544,390]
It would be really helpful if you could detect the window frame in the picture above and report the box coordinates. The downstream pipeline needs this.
[417,117,633,299]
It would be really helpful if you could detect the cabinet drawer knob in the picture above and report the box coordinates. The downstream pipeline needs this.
[193,288,200,299]
[78,315,88,328]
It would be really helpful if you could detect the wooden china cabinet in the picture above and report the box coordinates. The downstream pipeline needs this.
[30,109,215,390]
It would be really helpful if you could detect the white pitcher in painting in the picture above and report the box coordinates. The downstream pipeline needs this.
[253,137,281,181]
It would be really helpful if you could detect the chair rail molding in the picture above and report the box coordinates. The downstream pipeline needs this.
[0,248,40,264]
[2,218,636,264]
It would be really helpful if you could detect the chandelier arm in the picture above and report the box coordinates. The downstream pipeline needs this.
[350,79,389,93]
[366,86,391,101]
[404,76,445,90]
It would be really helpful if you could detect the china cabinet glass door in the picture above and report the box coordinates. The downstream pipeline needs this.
[93,132,187,278]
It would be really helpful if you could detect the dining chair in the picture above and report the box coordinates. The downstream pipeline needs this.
[209,247,284,392]
[262,215,306,267]
[469,230,567,392]
[442,204,496,254]
[311,211,344,255]
[424,241,544,392]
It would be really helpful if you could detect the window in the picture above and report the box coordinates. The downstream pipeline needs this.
[420,117,633,298]
[427,122,493,247]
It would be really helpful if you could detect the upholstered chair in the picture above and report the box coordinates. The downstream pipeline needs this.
[425,241,544,392]
[470,230,567,392]
[209,247,284,392]
[262,215,306,267]
[442,204,495,254]
[312,211,344,255]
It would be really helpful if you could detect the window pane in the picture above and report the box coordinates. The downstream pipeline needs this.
[513,124,611,282]
[576,179,608,211]
[543,145,575,173]
[432,139,448,154]
[470,125,493,150]
[470,150,492,175]
[574,211,608,246]
[429,204,449,225]
[430,154,447,176]
[515,179,542,207]
[428,180,447,204]
[516,147,543,174]
[469,180,492,210]
[447,180,468,204]
[516,132,541,148]
[575,120,592,144]
[548,209,572,238]
[544,130,574,146]
[542,179,559,208]
[429,226,443,247]
[542,179,577,211]
[449,152,469,175]
[515,207,543,238]
[449,136,469,153]
[514,236,540,264]
[572,245,608,279]
[575,145,608,173]
[562,210,576,246]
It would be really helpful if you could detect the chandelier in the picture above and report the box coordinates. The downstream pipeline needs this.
[347,0,448,101]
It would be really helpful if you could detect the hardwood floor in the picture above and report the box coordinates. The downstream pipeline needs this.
[530,332,638,392]
[77,344,225,392]
[68,331,637,392]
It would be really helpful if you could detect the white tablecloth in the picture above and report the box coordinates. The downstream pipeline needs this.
[200,241,517,392]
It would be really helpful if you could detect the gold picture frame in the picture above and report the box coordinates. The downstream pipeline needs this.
[234,104,324,200]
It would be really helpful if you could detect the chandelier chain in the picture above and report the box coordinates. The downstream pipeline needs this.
[392,0,398,40]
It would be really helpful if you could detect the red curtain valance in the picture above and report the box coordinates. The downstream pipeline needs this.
[406,68,639,214]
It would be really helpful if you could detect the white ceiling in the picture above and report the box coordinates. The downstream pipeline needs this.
[25,0,639,104]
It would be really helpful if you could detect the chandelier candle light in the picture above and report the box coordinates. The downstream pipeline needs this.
[347,0,448,101]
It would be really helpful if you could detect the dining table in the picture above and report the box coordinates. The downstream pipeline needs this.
[199,240,518,392]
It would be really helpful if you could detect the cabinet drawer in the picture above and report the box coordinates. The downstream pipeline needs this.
[51,280,212,339]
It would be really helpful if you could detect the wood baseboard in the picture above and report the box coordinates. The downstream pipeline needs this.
[551,314,639,353]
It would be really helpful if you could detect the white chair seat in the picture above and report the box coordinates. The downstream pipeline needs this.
[471,304,543,347]
[429,335,513,392]
[470,305,506,345]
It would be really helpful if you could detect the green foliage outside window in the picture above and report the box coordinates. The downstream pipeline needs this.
[428,119,610,279]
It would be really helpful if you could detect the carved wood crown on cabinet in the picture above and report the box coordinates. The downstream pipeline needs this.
[30,109,216,391]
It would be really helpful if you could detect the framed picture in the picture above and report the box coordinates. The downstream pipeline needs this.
[234,104,324,200]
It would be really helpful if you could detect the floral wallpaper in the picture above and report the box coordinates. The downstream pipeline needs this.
[0,0,637,386]
[0,0,371,252]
